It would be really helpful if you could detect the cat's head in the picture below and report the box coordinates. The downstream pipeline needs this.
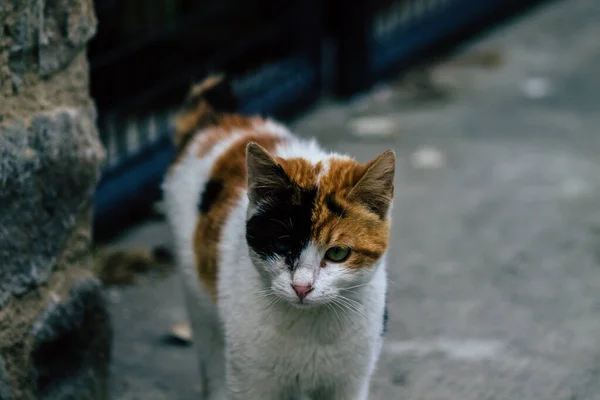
[245,142,395,307]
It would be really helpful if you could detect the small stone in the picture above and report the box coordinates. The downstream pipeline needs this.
[169,321,193,344]
[372,85,394,103]
[410,147,445,169]
[106,289,122,303]
[349,116,398,137]
[523,77,551,99]
[350,96,370,112]
[390,365,410,387]
[560,178,589,198]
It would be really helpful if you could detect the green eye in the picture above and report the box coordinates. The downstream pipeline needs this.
[325,246,351,262]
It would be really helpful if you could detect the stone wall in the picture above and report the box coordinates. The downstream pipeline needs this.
[0,1,112,399]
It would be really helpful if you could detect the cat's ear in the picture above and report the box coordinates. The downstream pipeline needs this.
[348,149,396,218]
[246,142,291,204]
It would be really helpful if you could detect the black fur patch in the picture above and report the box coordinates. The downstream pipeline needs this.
[325,194,347,218]
[186,76,238,113]
[198,179,224,214]
[246,184,318,268]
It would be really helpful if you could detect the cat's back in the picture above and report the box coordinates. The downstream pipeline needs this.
[162,76,292,301]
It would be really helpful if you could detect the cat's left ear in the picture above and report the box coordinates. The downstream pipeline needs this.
[348,149,396,218]
[246,142,291,204]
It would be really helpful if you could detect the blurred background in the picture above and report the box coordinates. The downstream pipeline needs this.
[88,0,600,398]
[89,0,600,399]
[6,0,600,399]
[90,0,543,239]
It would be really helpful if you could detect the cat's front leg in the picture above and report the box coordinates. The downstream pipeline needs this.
[226,361,284,400]
[332,379,371,400]
[226,385,283,400]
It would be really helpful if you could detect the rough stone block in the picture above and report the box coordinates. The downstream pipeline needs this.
[1,1,109,399]
[7,0,97,77]
[28,279,111,400]
[0,206,112,400]
[0,107,105,307]
[0,358,12,400]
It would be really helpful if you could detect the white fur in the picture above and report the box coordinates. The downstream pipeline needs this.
[163,121,388,400]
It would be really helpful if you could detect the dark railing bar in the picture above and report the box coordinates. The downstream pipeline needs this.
[90,1,236,71]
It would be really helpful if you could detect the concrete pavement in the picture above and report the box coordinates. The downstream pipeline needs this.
[107,0,600,398]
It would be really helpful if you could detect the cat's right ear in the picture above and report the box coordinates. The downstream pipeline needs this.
[246,142,290,204]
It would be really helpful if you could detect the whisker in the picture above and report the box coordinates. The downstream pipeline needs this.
[339,295,369,313]
[332,297,362,319]
[343,282,370,291]
[255,293,273,300]
[335,296,369,320]
[254,288,273,297]
[263,295,281,311]
[326,303,344,329]
[330,298,353,320]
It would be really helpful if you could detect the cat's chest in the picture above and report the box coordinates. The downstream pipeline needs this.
[252,313,372,379]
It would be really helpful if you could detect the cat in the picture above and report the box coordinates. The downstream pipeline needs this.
[162,75,395,400]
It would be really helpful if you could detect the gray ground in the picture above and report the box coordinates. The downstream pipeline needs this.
[107,0,600,398]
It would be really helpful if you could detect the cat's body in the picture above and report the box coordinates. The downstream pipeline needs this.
[163,77,394,400]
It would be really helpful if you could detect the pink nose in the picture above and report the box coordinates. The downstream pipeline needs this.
[292,284,313,300]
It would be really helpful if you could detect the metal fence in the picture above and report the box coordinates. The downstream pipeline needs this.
[330,0,546,95]
[91,0,546,239]
[91,0,322,239]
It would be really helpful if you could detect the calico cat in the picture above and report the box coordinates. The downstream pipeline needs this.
[163,75,395,400]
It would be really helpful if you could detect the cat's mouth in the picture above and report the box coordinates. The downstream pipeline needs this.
[273,291,320,308]
[289,299,319,309]
[287,291,329,309]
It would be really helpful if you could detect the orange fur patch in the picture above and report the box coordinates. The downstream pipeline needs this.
[173,75,227,149]
[171,74,247,168]
[245,153,393,270]
[276,158,323,205]
[169,114,265,176]
[193,132,285,301]
[311,158,393,269]
[174,101,215,147]
[196,115,262,157]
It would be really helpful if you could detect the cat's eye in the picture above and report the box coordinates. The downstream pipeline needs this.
[273,237,293,253]
[324,246,351,263]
